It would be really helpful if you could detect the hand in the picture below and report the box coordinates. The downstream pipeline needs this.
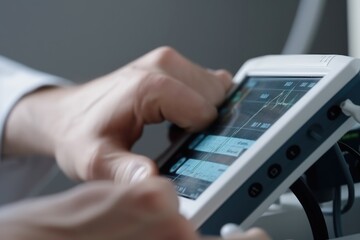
[0,178,195,240]
[0,177,270,240]
[219,224,270,240]
[207,228,270,240]
[4,47,232,184]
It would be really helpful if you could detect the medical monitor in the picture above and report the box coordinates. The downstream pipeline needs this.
[158,55,360,234]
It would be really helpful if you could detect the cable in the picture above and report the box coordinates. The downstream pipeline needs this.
[332,144,347,237]
[337,142,356,214]
[322,143,355,216]
[339,139,360,178]
[290,177,329,240]
[282,0,326,54]
[333,186,343,238]
[331,144,356,238]
[329,143,356,237]
[338,140,360,163]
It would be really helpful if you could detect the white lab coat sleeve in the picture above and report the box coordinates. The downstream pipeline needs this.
[0,55,72,205]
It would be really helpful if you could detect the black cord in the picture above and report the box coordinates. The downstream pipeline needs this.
[330,143,356,237]
[338,141,360,160]
[290,177,329,240]
[333,186,343,237]
[334,143,355,214]
[322,143,355,216]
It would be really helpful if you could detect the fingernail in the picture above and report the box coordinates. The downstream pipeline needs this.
[129,165,150,184]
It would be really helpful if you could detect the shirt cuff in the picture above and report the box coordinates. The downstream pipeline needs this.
[0,56,72,161]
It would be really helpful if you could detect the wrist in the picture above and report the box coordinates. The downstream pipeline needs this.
[3,86,70,158]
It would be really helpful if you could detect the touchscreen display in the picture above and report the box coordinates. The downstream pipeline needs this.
[160,76,320,200]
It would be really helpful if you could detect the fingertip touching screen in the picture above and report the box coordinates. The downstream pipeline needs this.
[160,76,321,200]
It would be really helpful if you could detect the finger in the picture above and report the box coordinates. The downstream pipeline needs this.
[83,140,158,184]
[210,69,234,91]
[220,223,244,238]
[106,151,158,184]
[221,227,271,240]
[136,73,218,131]
[130,177,180,213]
[117,178,200,240]
[109,152,158,184]
[134,47,233,106]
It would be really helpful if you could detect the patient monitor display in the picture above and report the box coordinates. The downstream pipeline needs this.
[161,76,320,200]
[158,55,360,232]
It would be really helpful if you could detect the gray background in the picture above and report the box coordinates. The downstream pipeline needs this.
[0,0,348,159]
[0,0,350,238]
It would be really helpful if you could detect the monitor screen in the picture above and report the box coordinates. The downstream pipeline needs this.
[160,76,321,200]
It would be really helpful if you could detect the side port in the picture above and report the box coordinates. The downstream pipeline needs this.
[286,145,301,160]
[327,105,342,120]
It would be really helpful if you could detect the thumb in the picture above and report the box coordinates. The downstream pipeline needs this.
[107,151,158,184]
[222,227,271,240]
[86,141,158,184]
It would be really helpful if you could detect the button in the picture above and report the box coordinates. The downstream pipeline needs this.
[286,145,301,160]
[248,183,263,198]
[327,105,341,120]
[268,164,282,179]
[308,124,324,141]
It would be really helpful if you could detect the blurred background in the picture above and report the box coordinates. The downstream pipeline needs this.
[0,0,351,238]
[0,0,348,159]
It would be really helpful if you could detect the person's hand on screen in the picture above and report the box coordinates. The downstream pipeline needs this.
[4,47,232,184]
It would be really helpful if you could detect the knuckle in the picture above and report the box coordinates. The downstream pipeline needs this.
[134,73,176,123]
[149,73,173,90]
[139,73,174,95]
[151,46,179,68]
